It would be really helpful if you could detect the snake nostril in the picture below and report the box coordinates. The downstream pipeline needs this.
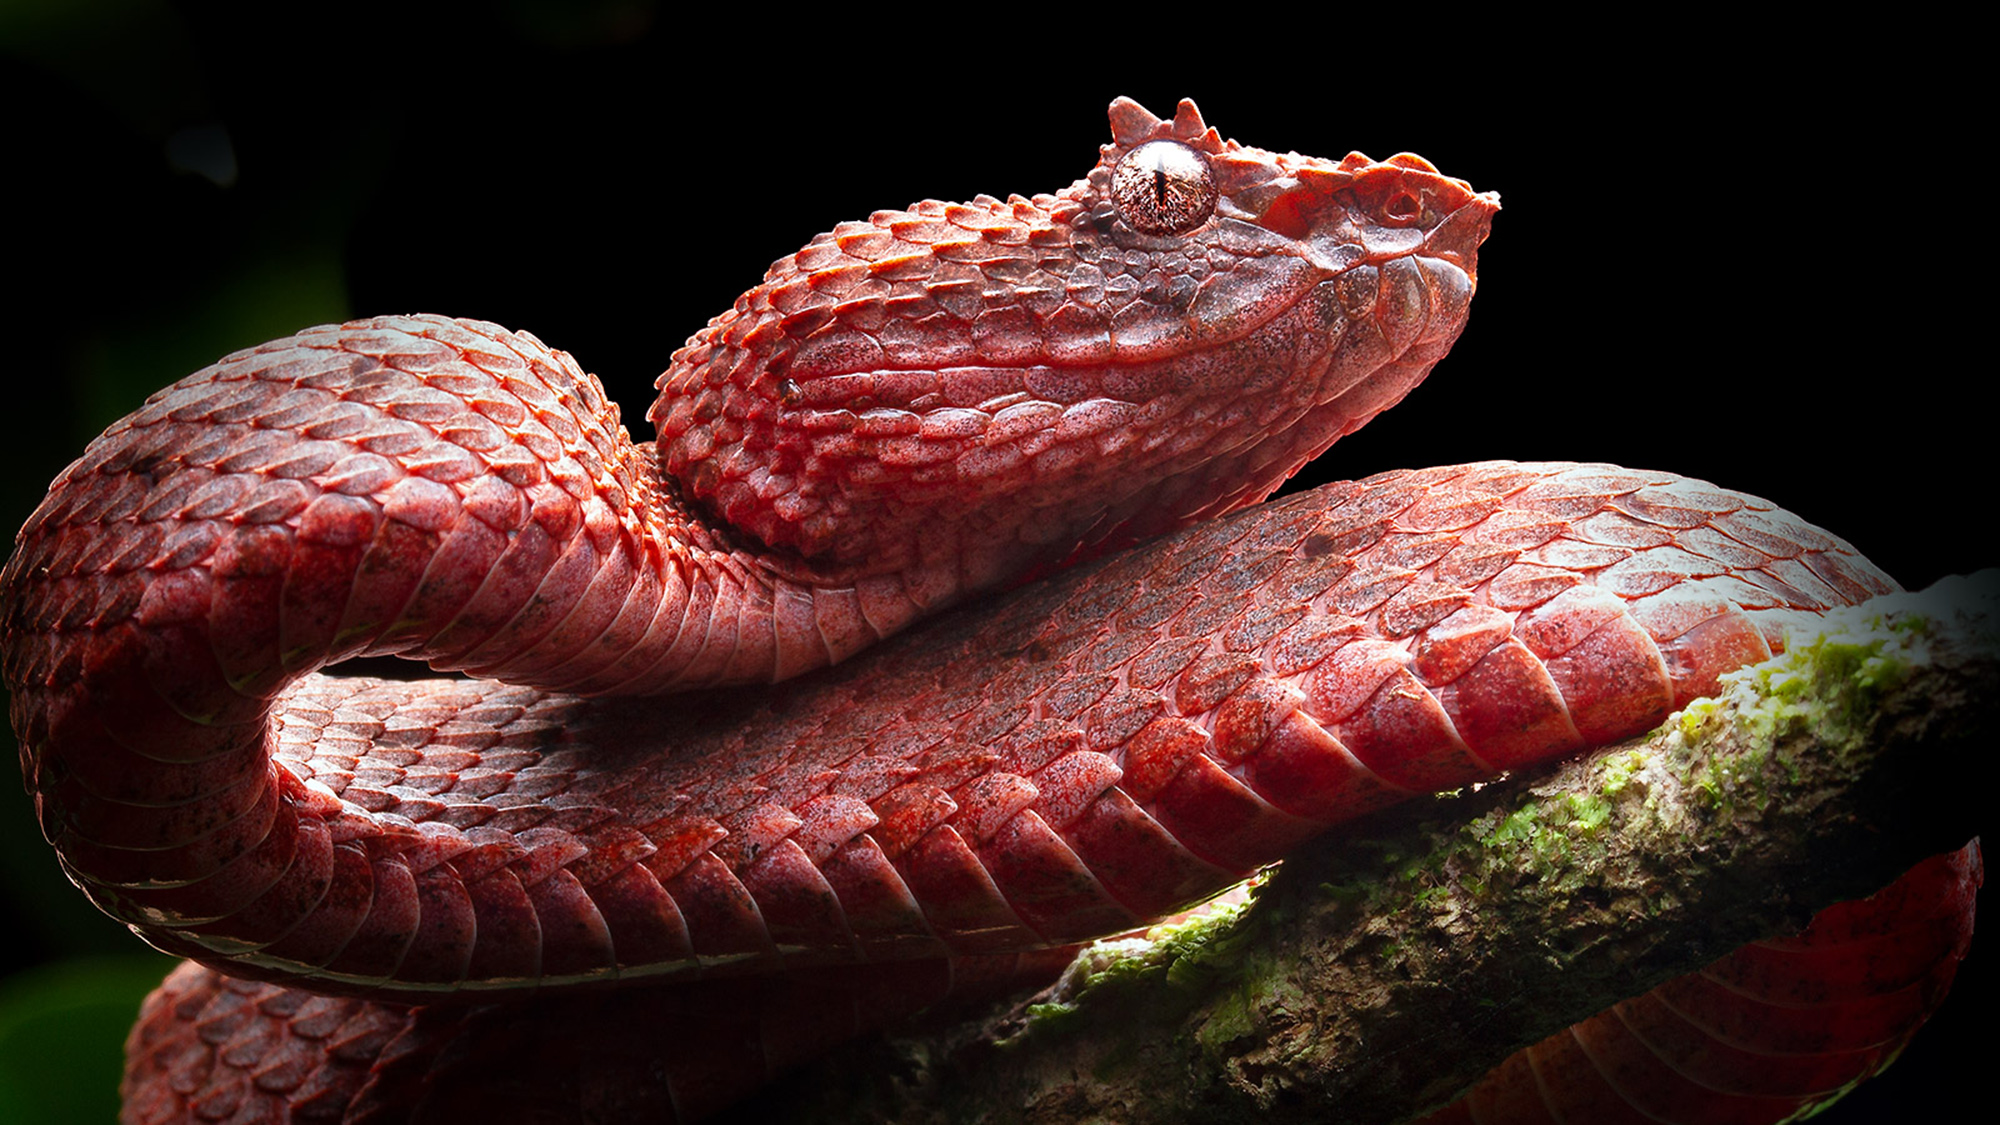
[1385,192,1421,223]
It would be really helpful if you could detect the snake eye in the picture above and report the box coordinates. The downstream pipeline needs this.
[1112,140,1217,236]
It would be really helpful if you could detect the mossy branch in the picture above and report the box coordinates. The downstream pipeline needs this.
[728,572,1998,1125]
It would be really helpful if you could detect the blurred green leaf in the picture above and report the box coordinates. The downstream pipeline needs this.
[0,954,176,1123]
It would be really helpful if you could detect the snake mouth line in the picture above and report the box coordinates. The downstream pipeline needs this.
[772,189,1502,397]
[770,230,1492,423]
[17,91,1969,1125]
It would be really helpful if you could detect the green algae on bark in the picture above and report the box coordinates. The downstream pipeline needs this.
[724,574,1997,1125]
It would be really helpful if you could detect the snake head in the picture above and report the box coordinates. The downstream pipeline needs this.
[653,98,1499,598]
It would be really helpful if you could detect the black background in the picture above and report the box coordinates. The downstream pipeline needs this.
[2,3,1986,1121]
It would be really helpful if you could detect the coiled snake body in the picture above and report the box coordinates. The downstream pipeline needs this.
[2,98,1975,1122]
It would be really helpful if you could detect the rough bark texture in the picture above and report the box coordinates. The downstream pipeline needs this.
[725,571,1997,1124]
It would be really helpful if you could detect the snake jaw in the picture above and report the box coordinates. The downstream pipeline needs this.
[2,92,1963,1125]
[651,100,1500,604]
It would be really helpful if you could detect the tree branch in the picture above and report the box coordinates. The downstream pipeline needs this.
[729,572,1998,1124]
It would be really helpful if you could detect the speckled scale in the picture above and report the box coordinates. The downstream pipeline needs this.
[1417,843,1982,1125]
[21,458,1900,1002]
[2,99,1955,1125]
[113,505,1945,1125]
[129,949,1081,1125]
[650,105,1492,582]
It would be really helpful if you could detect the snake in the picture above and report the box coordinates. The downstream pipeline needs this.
[1,97,1975,1123]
